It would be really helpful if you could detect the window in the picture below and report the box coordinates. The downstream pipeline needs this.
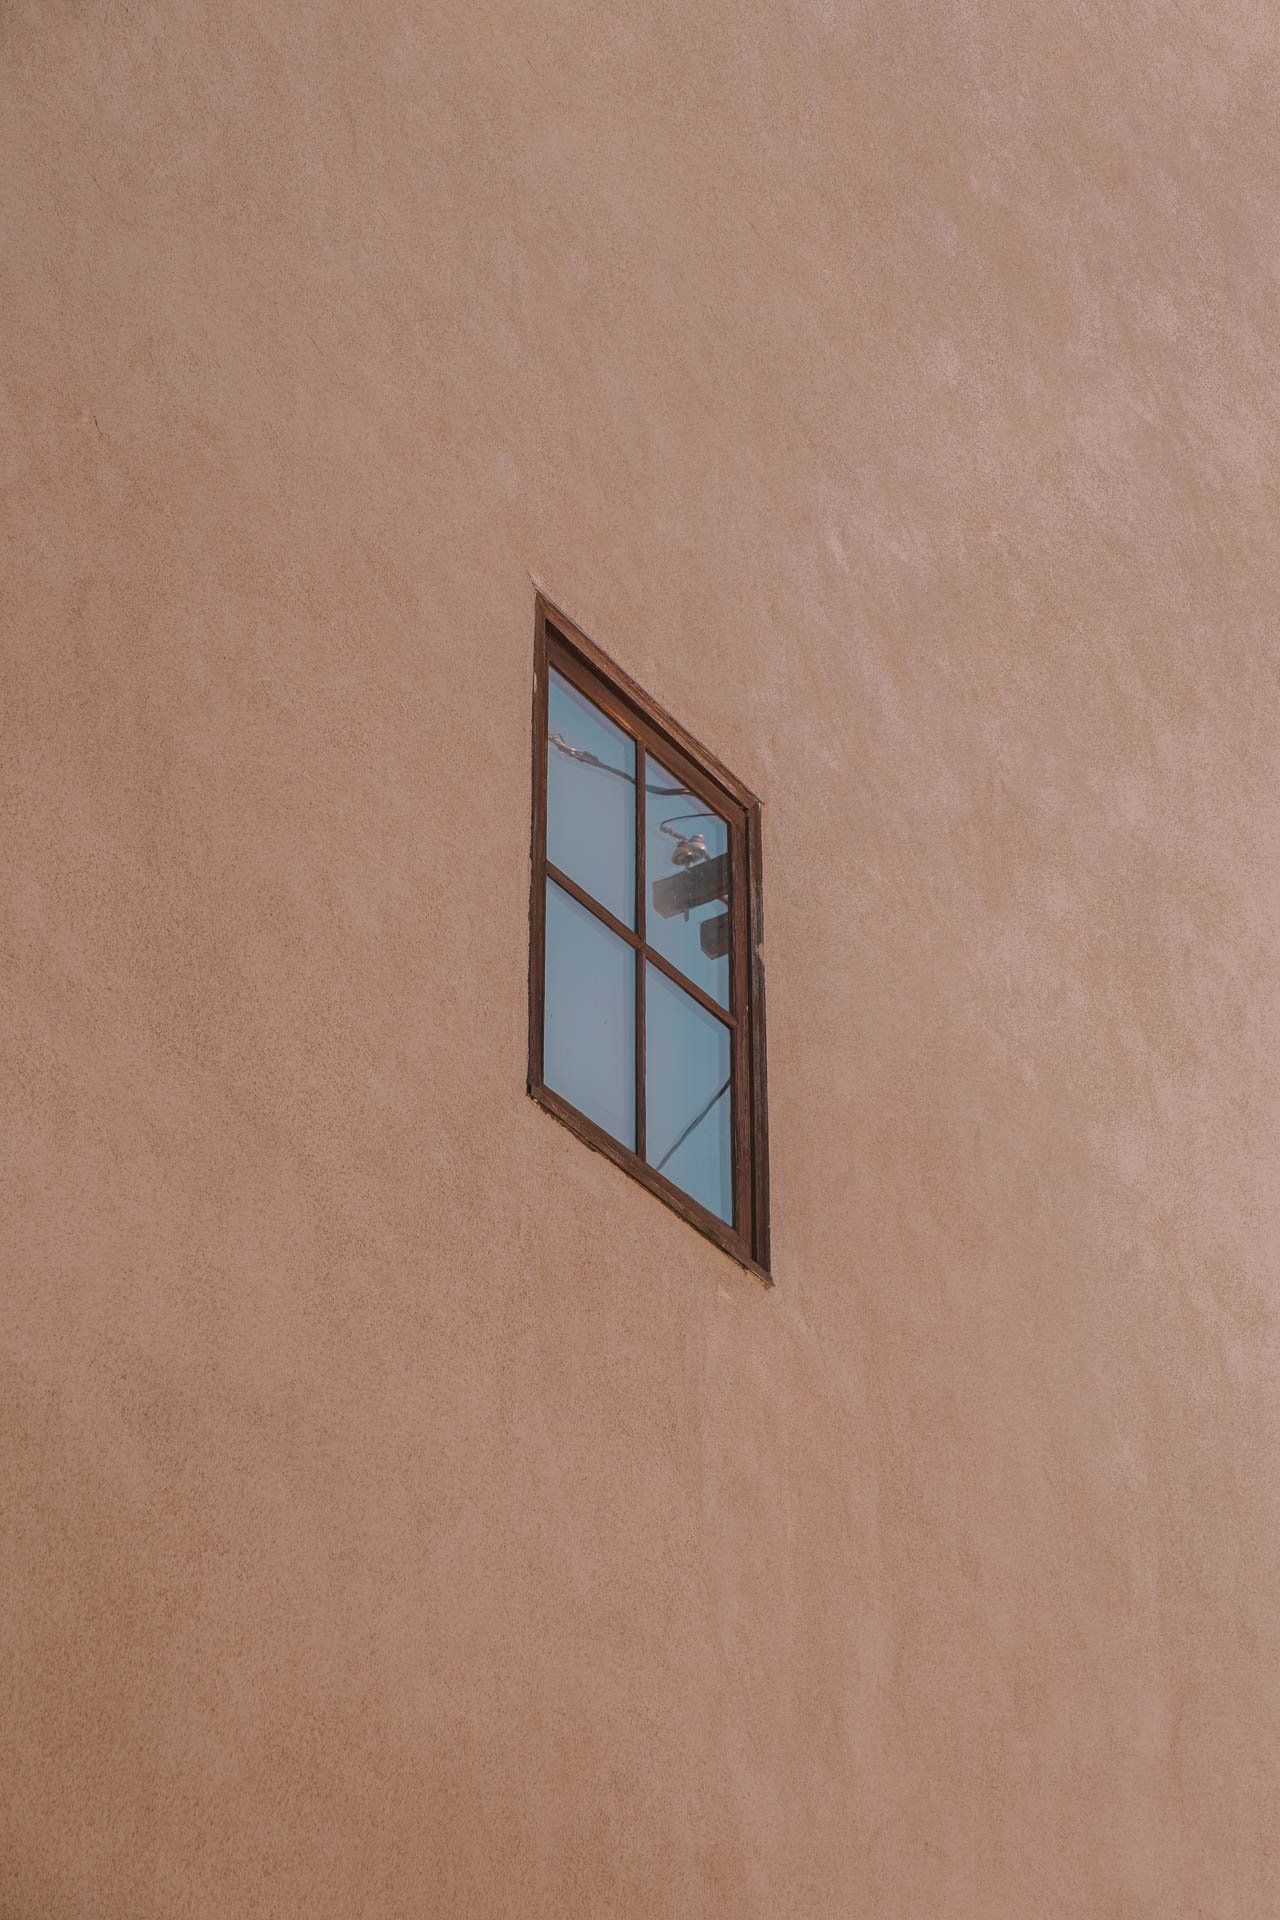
[528,597,770,1281]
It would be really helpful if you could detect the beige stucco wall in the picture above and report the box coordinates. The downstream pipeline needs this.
[4,3,1278,1914]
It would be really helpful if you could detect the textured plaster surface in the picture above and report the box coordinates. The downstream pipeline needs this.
[3,2,1279,1915]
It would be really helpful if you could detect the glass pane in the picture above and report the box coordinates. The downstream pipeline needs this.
[645,757,731,1008]
[547,669,635,926]
[544,880,635,1148]
[646,965,732,1223]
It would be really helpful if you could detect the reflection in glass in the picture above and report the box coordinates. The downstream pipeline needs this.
[646,965,732,1223]
[645,757,730,1008]
[547,670,635,926]
[544,880,635,1148]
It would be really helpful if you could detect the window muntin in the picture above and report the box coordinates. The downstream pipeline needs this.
[529,600,769,1280]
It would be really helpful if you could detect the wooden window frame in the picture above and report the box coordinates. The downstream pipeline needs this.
[528,594,771,1285]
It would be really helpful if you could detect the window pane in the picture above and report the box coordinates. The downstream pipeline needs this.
[645,757,731,1008]
[544,880,635,1148]
[547,669,635,926]
[646,964,732,1223]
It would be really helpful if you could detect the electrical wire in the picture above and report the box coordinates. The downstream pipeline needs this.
[548,732,695,797]
[549,736,726,860]
[658,812,718,833]
[654,1077,731,1174]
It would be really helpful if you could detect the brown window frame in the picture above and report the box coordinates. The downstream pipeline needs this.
[528,595,771,1285]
